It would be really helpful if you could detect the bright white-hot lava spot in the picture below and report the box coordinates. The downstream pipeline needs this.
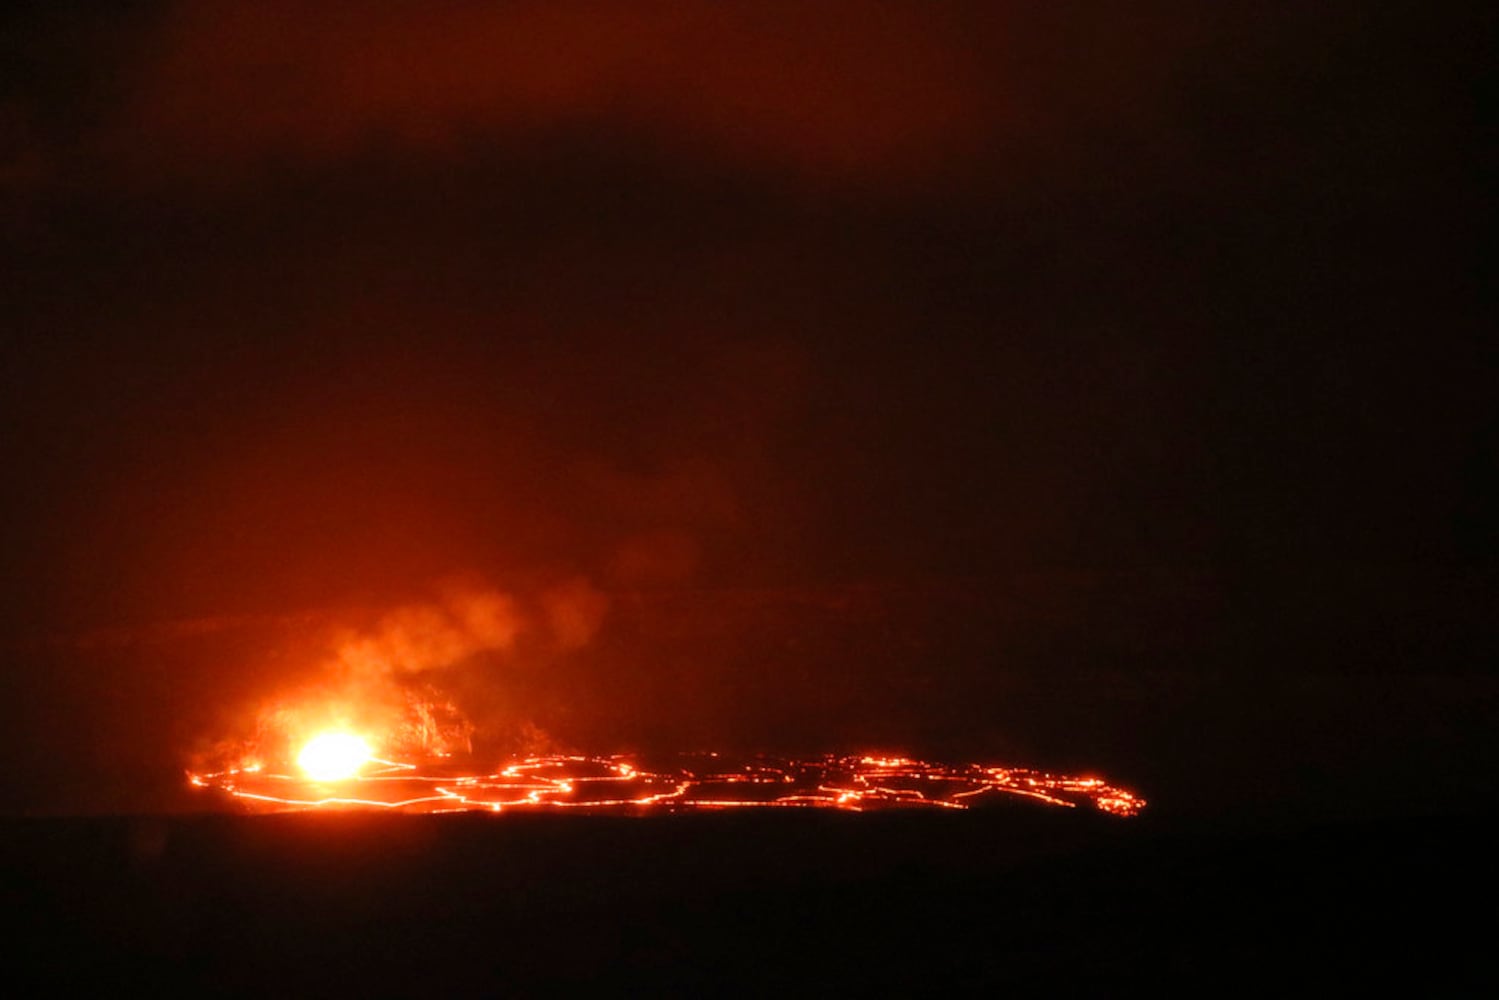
[190,744,1146,817]
[295,732,373,781]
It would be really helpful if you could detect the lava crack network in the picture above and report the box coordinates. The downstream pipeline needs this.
[189,753,1146,817]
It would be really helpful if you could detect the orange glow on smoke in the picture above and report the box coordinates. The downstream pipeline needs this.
[296,732,373,781]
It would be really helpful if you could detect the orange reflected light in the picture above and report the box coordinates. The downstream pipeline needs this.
[296,732,373,781]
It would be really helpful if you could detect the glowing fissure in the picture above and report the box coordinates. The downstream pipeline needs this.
[189,752,1145,817]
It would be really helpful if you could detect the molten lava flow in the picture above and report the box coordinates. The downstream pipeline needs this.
[296,732,373,781]
[189,752,1147,817]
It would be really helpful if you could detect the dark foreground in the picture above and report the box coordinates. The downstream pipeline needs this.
[5,806,1493,994]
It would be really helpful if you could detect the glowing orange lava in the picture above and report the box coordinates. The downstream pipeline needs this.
[188,752,1146,817]
[296,732,373,781]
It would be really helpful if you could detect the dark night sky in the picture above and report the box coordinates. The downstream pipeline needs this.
[1,1,1494,815]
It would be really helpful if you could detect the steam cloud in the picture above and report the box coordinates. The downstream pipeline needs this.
[117,0,989,183]
[334,587,526,679]
[238,577,611,763]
